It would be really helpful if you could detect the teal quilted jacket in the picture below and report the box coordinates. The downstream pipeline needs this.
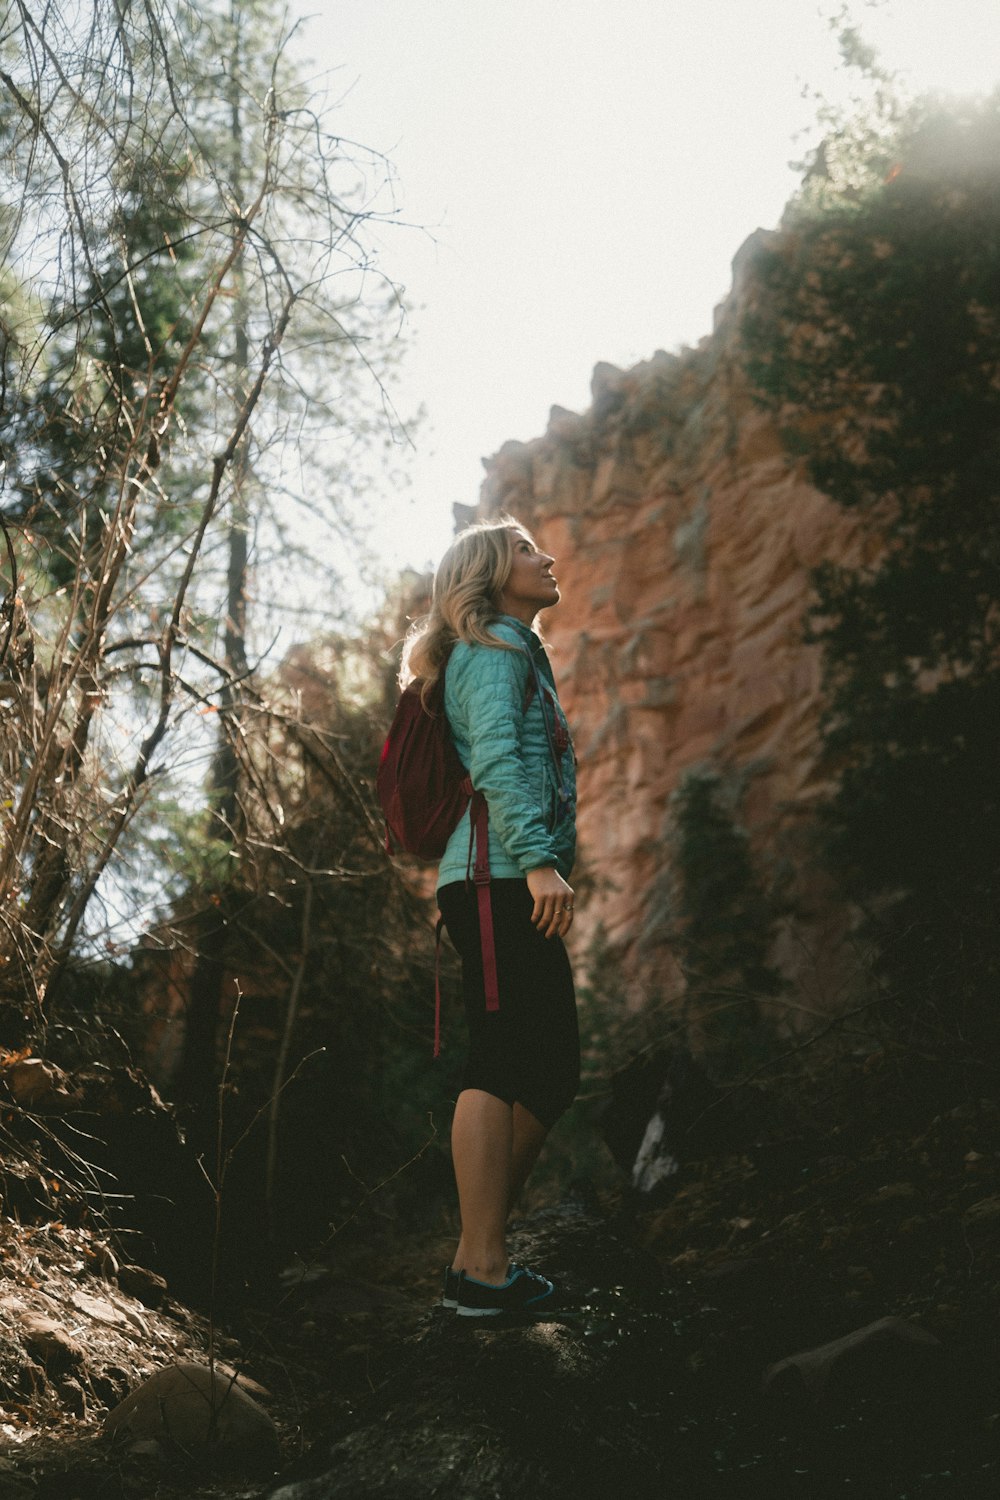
[437,615,577,890]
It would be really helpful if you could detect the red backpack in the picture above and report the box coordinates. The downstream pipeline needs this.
[376,672,497,1057]
[377,675,473,859]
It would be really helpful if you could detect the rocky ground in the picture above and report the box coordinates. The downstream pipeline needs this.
[1,1048,998,1499]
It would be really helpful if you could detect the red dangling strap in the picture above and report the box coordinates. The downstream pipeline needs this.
[470,793,499,1013]
[433,915,445,1059]
[436,792,499,1057]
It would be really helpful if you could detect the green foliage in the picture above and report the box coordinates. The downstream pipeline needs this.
[115,622,450,1250]
[667,766,781,1075]
[4,169,203,586]
[0,0,409,1023]
[788,7,908,223]
[743,90,1000,1040]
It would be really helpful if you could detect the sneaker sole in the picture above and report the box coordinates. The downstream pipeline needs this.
[442,1267,460,1309]
[455,1292,556,1318]
[452,1265,557,1317]
[456,1303,559,1321]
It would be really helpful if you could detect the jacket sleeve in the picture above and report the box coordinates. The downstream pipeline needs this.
[449,638,558,874]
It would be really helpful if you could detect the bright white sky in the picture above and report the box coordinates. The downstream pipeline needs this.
[290,0,1000,584]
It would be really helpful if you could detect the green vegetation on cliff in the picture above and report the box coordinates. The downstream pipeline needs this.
[743,90,1000,1046]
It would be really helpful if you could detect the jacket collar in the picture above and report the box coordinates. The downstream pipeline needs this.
[495,613,540,646]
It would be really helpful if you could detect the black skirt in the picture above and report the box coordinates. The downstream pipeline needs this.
[437,879,580,1130]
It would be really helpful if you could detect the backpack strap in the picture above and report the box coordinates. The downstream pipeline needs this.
[469,791,499,1013]
[434,793,498,1059]
[433,915,445,1059]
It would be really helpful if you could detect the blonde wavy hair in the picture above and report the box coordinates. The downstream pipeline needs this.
[400,515,533,699]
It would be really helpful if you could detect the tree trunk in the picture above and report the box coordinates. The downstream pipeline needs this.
[174,0,252,1108]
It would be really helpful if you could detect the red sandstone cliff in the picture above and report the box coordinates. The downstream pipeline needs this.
[474,232,870,1027]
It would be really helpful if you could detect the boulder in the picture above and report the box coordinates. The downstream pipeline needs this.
[104,1360,279,1471]
[264,1198,667,1500]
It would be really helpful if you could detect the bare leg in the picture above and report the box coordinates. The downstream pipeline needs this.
[508,1103,548,1214]
[450,1088,513,1282]
[452,1093,551,1279]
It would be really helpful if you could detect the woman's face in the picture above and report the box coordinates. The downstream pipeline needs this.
[498,529,560,623]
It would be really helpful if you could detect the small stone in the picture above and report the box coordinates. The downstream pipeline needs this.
[963,1194,1000,1225]
[117,1263,168,1308]
[68,1290,128,1327]
[58,1376,88,1417]
[2,1057,79,1110]
[127,1438,164,1459]
[70,1288,149,1336]
[21,1313,85,1375]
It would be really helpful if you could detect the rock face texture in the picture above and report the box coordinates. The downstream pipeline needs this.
[476,233,866,1024]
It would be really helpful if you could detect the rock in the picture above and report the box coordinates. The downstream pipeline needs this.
[264,1199,667,1499]
[58,1376,88,1417]
[963,1194,1000,1225]
[20,1312,85,1375]
[872,1182,916,1201]
[506,1189,662,1297]
[631,1108,681,1195]
[763,1315,942,1408]
[590,360,627,412]
[126,1438,165,1459]
[104,1360,279,1471]
[475,249,867,1019]
[700,1257,764,1290]
[1,1057,81,1110]
[70,1287,148,1335]
[117,1263,168,1308]
[601,1051,675,1175]
[267,1320,613,1500]
[547,405,586,442]
[603,1047,769,1197]
[625,1051,720,1195]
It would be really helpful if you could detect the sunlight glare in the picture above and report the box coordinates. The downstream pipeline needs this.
[868,1,1000,98]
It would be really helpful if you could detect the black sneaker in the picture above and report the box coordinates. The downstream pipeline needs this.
[455,1263,556,1318]
[442,1265,460,1309]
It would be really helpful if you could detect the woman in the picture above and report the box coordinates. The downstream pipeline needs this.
[401,516,579,1318]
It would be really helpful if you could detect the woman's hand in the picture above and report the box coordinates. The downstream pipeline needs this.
[526,866,575,939]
